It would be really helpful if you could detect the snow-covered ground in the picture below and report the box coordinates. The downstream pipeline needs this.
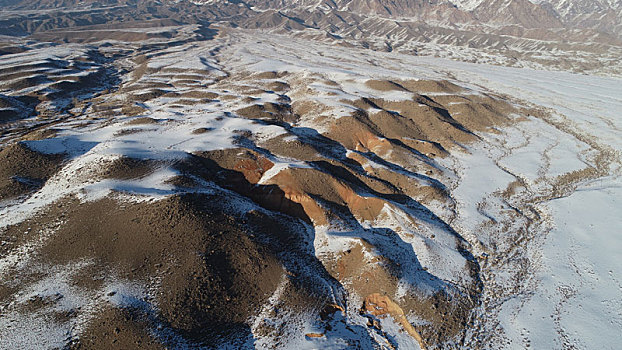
[0,29,619,349]
[421,56,622,349]
[444,64,622,349]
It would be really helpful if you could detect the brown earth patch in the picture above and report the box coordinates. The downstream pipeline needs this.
[3,75,51,91]
[262,137,428,208]
[178,91,219,100]
[171,74,204,81]
[70,306,164,350]
[323,111,439,172]
[13,194,286,342]
[400,290,476,347]
[431,94,516,132]
[20,128,59,141]
[31,30,167,44]
[266,81,290,92]
[192,127,213,134]
[0,142,64,200]
[114,128,148,137]
[0,63,50,77]
[172,79,203,87]
[397,79,464,94]
[345,151,447,204]
[121,83,174,94]
[218,94,238,101]
[121,104,148,117]
[236,102,297,123]
[193,148,274,184]
[290,99,334,121]
[365,79,409,92]
[91,101,122,113]
[399,138,448,159]
[131,89,170,103]
[164,175,200,189]
[236,104,271,119]
[261,135,325,162]
[97,157,159,180]
[325,242,399,298]
[368,97,476,148]
[235,87,271,96]
[171,98,212,106]
[175,150,312,224]
[125,117,160,126]
[266,166,391,224]
[324,112,389,152]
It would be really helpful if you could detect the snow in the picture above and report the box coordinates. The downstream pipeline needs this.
[441,142,514,243]
[510,181,622,349]
[424,57,622,349]
[0,27,620,349]
[145,44,225,72]
[0,260,151,349]
[0,110,289,229]
[428,58,622,152]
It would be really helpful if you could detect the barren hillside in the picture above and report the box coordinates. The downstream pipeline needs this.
[0,2,620,349]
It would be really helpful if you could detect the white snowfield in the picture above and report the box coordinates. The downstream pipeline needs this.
[426,60,622,350]
[0,29,620,349]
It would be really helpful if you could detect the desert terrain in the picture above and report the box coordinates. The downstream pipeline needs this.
[0,1,620,349]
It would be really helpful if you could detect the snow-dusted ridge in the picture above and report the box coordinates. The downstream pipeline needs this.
[0,20,620,350]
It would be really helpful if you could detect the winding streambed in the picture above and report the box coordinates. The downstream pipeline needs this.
[433,62,622,349]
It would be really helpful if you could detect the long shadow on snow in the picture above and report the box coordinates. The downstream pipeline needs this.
[253,119,449,191]
[309,194,451,293]
[235,120,479,292]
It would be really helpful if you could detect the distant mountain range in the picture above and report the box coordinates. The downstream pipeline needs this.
[1,0,621,74]
[233,0,622,37]
[3,0,620,35]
